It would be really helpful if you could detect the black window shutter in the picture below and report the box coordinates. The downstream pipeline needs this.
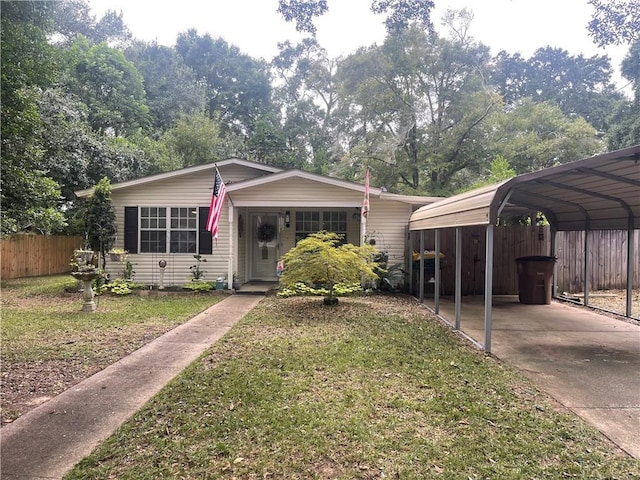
[199,207,212,254]
[124,207,138,253]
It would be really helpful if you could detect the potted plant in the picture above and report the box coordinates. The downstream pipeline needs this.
[108,248,128,262]
[189,254,207,280]
[73,248,94,265]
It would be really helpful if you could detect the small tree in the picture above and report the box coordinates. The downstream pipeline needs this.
[85,176,117,270]
[279,231,380,305]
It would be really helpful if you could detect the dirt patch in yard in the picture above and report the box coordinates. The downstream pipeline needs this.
[562,289,640,323]
[0,278,217,426]
[0,326,172,425]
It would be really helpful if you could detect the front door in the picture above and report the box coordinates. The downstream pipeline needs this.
[250,213,279,280]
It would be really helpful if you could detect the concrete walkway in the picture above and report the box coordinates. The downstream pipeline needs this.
[423,295,640,458]
[0,294,264,480]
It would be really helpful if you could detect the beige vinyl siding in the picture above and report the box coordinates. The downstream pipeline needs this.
[106,171,230,286]
[365,197,413,267]
[233,177,363,204]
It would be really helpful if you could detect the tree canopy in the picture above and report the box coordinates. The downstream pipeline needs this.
[587,0,640,47]
[1,0,636,236]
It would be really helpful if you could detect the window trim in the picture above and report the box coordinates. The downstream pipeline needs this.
[295,209,348,242]
[169,207,197,253]
[137,206,200,254]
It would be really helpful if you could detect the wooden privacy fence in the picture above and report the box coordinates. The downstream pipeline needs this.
[556,229,640,293]
[412,226,639,296]
[1,235,83,279]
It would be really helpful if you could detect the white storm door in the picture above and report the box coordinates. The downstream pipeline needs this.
[250,213,279,280]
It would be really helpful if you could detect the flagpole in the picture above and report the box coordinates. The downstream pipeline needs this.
[213,165,233,206]
[361,169,370,246]
[206,165,228,239]
[361,211,367,245]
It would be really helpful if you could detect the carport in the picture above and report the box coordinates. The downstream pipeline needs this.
[409,144,640,353]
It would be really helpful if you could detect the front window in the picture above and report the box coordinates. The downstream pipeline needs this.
[140,207,167,253]
[322,211,347,233]
[170,208,197,253]
[295,210,347,242]
[139,207,197,253]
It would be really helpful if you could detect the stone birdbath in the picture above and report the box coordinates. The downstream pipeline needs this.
[71,269,100,312]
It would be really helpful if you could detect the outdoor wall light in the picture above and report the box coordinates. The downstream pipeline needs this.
[285,210,290,228]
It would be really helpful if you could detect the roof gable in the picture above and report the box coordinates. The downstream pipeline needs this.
[227,169,378,194]
[228,169,439,205]
[76,160,439,207]
[75,158,281,198]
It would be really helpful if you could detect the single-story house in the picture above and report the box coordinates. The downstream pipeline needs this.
[75,159,440,288]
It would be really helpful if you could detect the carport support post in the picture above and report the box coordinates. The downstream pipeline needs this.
[455,227,462,330]
[484,224,494,353]
[434,229,440,314]
[419,229,425,303]
[584,225,590,307]
[626,221,635,317]
[550,226,558,298]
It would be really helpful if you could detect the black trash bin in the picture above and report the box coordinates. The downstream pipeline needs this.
[411,252,444,296]
[515,256,556,305]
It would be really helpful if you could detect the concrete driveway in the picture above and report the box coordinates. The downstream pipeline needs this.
[423,295,640,458]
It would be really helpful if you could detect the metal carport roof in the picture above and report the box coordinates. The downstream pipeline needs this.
[410,144,640,232]
[408,144,640,352]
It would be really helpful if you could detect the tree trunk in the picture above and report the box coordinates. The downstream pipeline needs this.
[407,123,420,189]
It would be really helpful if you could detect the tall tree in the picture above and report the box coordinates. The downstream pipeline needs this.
[490,47,622,133]
[125,41,206,135]
[36,87,151,200]
[1,1,66,235]
[370,0,435,33]
[277,0,328,34]
[607,40,640,149]
[244,113,295,168]
[277,0,435,34]
[488,99,601,174]
[64,37,150,136]
[50,0,131,47]
[587,0,640,47]
[337,24,500,195]
[175,30,273,137]
[271,39,342,171]
[160,113,222,168]
[1,1,151,235]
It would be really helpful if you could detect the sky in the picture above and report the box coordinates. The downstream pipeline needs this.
[88,0,630,90]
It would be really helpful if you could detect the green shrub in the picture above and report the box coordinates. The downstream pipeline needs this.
[278,231,380,304]
[278,281,363,298]
[100,278,142,295]
[182,281,213,292]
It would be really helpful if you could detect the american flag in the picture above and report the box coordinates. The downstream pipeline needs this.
[362,170,370,218]
[206,169,227,239]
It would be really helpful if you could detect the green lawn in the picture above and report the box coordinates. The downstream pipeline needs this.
[64,295,639,479]
[1,275,223,423]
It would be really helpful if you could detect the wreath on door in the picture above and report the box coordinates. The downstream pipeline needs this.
[256,223,276,243]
